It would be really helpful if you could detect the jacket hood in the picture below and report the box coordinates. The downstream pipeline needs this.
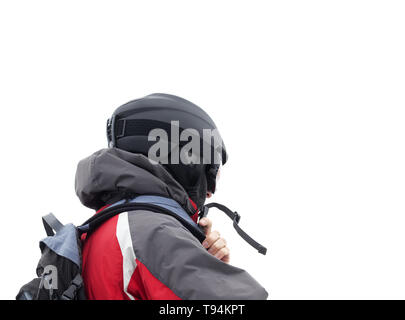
[75,148,196,215]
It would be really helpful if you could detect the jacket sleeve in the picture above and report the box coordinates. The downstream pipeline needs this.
[128,209,268,300]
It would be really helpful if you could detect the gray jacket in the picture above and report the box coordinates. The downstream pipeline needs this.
[75,148,268,300]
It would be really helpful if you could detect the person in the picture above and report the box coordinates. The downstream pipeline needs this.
[75,93,268,300]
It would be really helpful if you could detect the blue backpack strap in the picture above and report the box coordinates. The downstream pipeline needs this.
[42,213,64,236]
[123,195,199,228]
[80,196,206,242]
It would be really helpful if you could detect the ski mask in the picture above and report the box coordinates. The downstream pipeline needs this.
[163,163,208,210]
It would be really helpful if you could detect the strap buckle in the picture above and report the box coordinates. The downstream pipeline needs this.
[233,211,241,224]
[61,274,83,300]
[199,205,209,220]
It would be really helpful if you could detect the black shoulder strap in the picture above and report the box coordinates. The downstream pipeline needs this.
[203,202,267,255]
[42,213,64,236]
[79,202,206,243]
[79,200,267,255]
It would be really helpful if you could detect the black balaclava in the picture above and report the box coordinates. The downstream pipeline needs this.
[163,163,208,209]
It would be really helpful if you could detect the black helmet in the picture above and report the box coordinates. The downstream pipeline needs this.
[107,93,227,209]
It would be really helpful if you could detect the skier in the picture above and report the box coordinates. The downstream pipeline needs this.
[75,93,268,299]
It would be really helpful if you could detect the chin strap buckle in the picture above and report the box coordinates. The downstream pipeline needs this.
[199,205,210,220]
[233,211,241,224]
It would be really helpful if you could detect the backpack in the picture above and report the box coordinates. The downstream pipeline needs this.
[16,196,266,300]
[16,213,85,300]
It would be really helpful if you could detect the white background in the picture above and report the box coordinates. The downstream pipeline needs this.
[0,1,404,300]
